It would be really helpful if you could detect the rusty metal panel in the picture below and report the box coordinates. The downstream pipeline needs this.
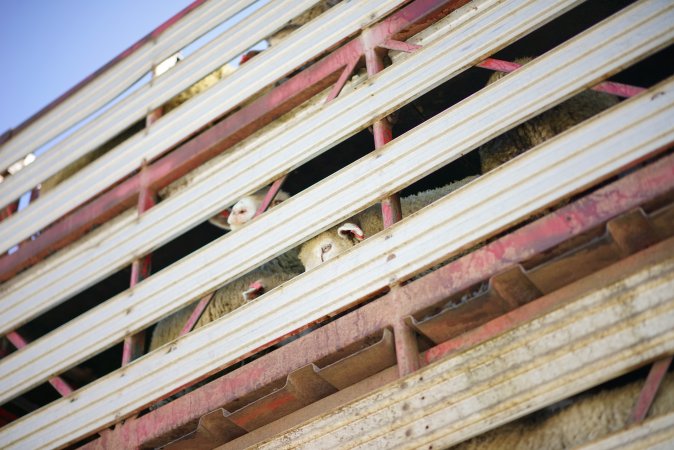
[316,328,396,390]
[164,409,246,450]
[607,208,659,256]
[219,367,400,450]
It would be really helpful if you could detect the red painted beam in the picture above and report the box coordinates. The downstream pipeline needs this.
[0,0,472,281]
[82,154,674,450]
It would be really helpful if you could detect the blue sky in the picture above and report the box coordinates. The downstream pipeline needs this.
[0,0,192,133]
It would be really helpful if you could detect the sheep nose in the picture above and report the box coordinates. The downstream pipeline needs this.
[321,244,332,254]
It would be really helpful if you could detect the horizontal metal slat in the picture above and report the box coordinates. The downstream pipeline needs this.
[0,0,325,207]
[0,0,583,336]
[578,411,674,449]
[1,59,672,450]
[0,0,258,173]
[256,241,674,449]
[0,0,407,253]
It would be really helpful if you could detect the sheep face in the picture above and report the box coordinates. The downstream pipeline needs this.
[299,223,364,271]
[228,190,290,230]
[228,195,262,230]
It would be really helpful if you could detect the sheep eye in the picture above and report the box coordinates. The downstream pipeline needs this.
[321,244,332,254]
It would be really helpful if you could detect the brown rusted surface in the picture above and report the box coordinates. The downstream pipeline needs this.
[412,200,674,345]
[82,156,674,449]
[219,367,400,450]
[422,235,674,365]
[316,328,396,389]
[164,409,246,450]
[408,285,511,345]
[607,209,659,256]
[490,265,542,308]
[227,364,337,431]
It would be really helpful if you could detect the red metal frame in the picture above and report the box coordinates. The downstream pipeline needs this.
[83,152,674,449]
[0,0,475,282]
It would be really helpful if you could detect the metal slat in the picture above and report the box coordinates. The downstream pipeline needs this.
[0,0,259,174]
[577,411,674,449]
[1,71,672,450]
[0,0,408,253]
[1,1,672,404]
[0,0,325,206]
[0,0,587,337]
[255,241,674,449]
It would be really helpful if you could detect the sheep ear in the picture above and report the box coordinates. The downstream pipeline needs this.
[208,209,232,230]
[338,223,364,241]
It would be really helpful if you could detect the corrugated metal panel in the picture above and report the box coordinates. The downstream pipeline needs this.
[0,0,259,173]
[0,0,581,335]
[0,0,326,206]
[0,0,408,253]
[255,239,674,449]
[1,72,672,450]
[1,0,672,404]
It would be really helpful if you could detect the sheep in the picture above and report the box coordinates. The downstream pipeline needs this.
[299,176,478,271]
[478,57,620,174]
[208,187,291,231]
[451,371,674,449]
[149,252,303,352]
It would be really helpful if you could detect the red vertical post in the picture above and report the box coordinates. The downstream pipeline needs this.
[363,34,416,377]
[121,105,161,366]
[121,162,157,365]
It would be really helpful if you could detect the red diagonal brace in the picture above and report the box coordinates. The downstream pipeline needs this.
[477,58,646,98]
[628,356,673,424]
[6,331,74,397]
